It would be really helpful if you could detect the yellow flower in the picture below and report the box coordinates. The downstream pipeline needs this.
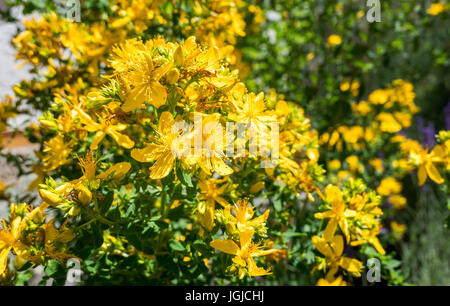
[185,113,234,176]
[368,89,390,105]
[337,170,350,180]
[0,204,48,274]
[349,227,386,255]
[316,275,348,286]
[409,144,447,185]
[377,177,402,196]
[356,10,365,19]
[312,234,362,279]
[197,177,230,231]
[279,160,323,201]
[328,159,341,171]
[229,92,276,137]
[121,53,171,111]
[75,105,134,150]
[394,112,412,128]
[390,221,406,239]
[376,112,402,133]
[327,34,342,46]
[427,3,446,15]
[314,185,356,242]
[340,80,360,96]
[341,126,364,144]
[369,158,384,173]
[39,154,131,207]
[40,218,77,262]
[224,199,270,232]
[210,228,276,278]
[42,135,73,171]
[351,101,371,116]
[110,39,172,111]
[131,111,180,179]
[345,155,363,173]
[389,195,407,210]
[0,217,26,274]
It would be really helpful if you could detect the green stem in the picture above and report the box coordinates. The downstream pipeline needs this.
[160,186,167,217]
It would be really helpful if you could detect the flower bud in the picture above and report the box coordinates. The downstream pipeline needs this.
[249,181,265,194]
[69,206,81,216]
[166,68,180,84]
[39,189,62,205]
[174,46,184,66]
[77,185,92,205]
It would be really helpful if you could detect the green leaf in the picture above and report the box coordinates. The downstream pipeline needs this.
[44,260,62,277]
[169,239,185,252]
[98,191,114,214]
[91,222,104,249]
[176,164,193,187]
[192,240,214,256]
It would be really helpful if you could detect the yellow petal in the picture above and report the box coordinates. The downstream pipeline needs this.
[370,237,386,255]
[239,227,255,249]
[325,185,343,204]
[0,246,12,275]
[249,209,270,227]
[38,189,62,206]
[158,111,175,135]
[90,131,105,151]
[149,81,167,108]
[149,151,175,179]
[417,165,427,186]
[323,219,338,242]
[431,145,446,158]
[339,257,362,273]
[122,84,147,112]
[215,196,230,208]
[425,162,444,184]
[210,239,240,255]
[108,128,135,149]
[338,219,350,243]
[200,199,215,231]
[314,211,333,219]
[232,256,246,267]
[332,234,344,257]
[11,217,24,240]
[152,61,172,81]
[131,144,165,163]
[312,235,333,258]
[211,156,233,176]
[247,257,271,277]
[97,162,131,180]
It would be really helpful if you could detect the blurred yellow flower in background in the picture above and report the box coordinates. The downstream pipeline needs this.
[427,3,446,15]
[327,34,342,46]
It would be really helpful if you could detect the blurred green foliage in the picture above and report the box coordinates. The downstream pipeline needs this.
[241,0,449,132]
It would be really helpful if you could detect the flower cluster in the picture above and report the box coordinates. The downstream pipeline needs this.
[313,179,384,284]
[0,203,76,278]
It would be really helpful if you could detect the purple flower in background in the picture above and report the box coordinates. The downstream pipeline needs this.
[417,116,436,148]
[423,121,435,148]
[376,151,384,159]
[379,227,388,235]
[397,130,407,137]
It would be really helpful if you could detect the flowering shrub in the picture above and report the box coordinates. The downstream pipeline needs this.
[0,1,449,285]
